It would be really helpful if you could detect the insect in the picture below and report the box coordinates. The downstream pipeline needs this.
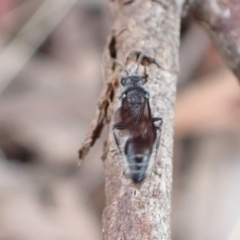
[112,52,163,183]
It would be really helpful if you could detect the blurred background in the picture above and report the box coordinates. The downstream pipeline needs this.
[0,0,240,240]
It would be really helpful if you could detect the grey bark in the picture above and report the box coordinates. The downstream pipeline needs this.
[102,1,183,239]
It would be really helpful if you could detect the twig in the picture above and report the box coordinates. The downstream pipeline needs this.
[100,0,184,239]
[189,0,240,82]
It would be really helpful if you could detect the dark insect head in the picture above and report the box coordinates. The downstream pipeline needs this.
[121,75,147,87]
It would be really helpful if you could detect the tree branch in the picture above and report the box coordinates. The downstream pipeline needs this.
[101,0,183,239]
[189,0,240,82]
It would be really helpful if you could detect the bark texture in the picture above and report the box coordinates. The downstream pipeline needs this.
[189,0,240,82]
[102,1,183,239]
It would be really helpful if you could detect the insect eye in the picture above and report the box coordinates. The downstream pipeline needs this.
[121,78,126,86]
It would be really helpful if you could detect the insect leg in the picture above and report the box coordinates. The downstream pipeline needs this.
[143,66,148,83]
[112,122,125,155]
[111,58,129,76]
[153,117,163,149]
[153,118,163,162]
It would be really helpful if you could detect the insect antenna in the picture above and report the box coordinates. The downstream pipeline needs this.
[135,51,145,74]
[112,58,129,76]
